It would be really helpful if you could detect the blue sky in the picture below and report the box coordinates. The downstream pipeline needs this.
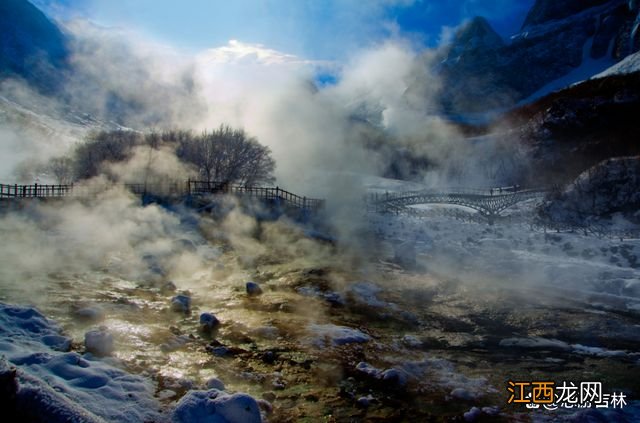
[35,0,535,60]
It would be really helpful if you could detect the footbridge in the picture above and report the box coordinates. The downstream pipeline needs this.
[368,187,549,223]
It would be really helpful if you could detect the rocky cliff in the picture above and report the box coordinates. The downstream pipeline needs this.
[436,0,640,115]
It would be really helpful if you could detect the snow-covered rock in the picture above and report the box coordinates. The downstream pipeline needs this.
[173,390,262,423]
[84,326,114,356]
[355,362,382,378]
[540,156,640,224]
[464,406,482,422]
[307,324,370,348]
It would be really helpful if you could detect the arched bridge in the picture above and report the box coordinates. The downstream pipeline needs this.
[369,187,549,223]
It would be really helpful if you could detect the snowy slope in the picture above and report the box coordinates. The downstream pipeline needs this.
[594,51,640,78]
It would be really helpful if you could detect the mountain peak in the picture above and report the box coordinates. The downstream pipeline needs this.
[449,16,504,54]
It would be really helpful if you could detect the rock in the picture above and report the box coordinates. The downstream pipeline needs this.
[173,390,262,423]
[401,335,422,348]
[356,395,373,408]
[246,282,263,296]
[257,399,272,414]
[355,362,383,379]
[464,406,482,422]
[207,346,230,357]
[261,351,276,364]
[84,326,114,356]
[162,281,177,293]
[262,392,276,402]
[160,335,190,353]
[199,313,220,333]
[481,406,500,416]
[171,294,191,313]
[74,306,104,322]
[307,324,370,348]
[205,377,225,391]
[451,388,475,401]
[381,368,409,388]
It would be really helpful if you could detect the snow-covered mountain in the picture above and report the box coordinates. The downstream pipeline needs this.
[435,0,640,116]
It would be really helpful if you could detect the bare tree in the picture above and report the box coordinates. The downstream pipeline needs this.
[178,125,275,186]
[73,130,141,179]
[48,156,74,184]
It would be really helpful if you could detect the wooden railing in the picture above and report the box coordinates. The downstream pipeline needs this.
[187,180,325,211]
[0,180,325,212]
[1,183,72,198]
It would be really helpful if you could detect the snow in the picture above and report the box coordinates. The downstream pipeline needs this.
[593,51,640,78]
[0,302,162,423]
[520,35,615,104]
[172,390,262,423]
[307,324,371,347]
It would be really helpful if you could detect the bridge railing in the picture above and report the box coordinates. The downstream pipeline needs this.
[368,186,549,204]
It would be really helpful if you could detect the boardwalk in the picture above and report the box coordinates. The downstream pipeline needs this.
[0,180,325,214]
[368,187,548,223]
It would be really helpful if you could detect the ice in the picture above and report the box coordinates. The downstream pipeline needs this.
[0,303,162,423]
[172,390,262,423]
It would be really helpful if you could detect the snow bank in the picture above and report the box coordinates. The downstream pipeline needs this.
[0,303,163,423]
[173,390,262,423]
